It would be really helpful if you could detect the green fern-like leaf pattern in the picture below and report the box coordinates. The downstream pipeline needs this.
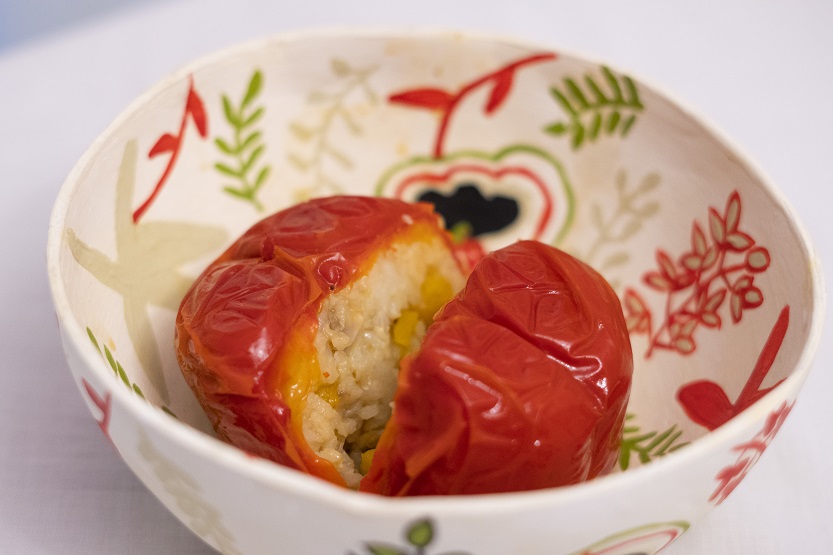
[577,171,661,288]
[86,326,176,417]
[288,58,378,201]
[544,66,644,149]
[619,414,688,471]
[214,69,270,210]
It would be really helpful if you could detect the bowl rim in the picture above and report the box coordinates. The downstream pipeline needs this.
[46,26,826,517]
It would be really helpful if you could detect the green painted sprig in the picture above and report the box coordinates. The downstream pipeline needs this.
[354,519,470,555]
[214,69,270,210]
[544,66,643,149]
[580,171,661,278]
[619,414,688,470]
[86,327,176,417]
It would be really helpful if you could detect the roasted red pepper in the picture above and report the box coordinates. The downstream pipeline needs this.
[175,196,458,487]
[361,240,633,495]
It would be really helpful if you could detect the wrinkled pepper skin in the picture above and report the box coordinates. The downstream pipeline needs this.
[175,196,457,487]
[361,240,633,496]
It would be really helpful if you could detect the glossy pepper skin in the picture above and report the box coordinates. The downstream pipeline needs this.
[175,196,457,487]
[360,240,633,496]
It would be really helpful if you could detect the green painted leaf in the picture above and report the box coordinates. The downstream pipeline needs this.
[214,137,236,155]
[242,70,263,108]
[406,519,434,548]
[623,74,643,108]
[543,121,569,136]
[222,95,239,127]
[656,430,684,455]
[601,66,623,102]
[588,112,603,140]
[116,361,131,387]
[621,114,638,136]
[240,106,264,129]
[241,144,265,175]
[571,120,585,149]
[132,383,145,398]
[565,78,589,109]
[238,131,262,153]
[223,186,252,200]
[103,345,118,375]
[86,327,100,352]
[619,445,631,470]
[215,162,243,178]
[253,166,270,189]
[606,110,621,133]
[550,87,577,115]
[585,75,609,104]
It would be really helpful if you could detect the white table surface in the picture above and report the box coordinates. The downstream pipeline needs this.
[1,1,831,553]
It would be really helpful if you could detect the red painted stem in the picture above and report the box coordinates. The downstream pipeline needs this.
[132,80,192,224]
[432,52,556,158]
[736,305,789,408]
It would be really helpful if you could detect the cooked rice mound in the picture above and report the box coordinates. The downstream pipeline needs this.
[304,237,464,487]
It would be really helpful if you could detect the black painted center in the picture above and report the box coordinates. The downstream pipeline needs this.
[417,184,519,237]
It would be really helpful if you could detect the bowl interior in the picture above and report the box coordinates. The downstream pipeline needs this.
[53,30,819,480]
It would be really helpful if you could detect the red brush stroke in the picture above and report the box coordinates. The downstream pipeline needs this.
[389,52,557,158]
[677,304,789,431]
[393,163,553,239]
[82,378,113,443]
[709,400,792,505]
[132,75,208,223]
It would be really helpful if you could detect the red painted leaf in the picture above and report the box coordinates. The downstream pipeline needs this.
[691,221,707,255]
[389,87,455,111]
[644,272,672,291]
[726,231,754,251]
[730,292,743,323]
[724,190,742,232]
[187,87,208,137]
[484,70,514,114]
[677,380,735,430]
[708,208,726,244]
[148,133,178,158]
[704,289,727,312]
[657,250,677,279]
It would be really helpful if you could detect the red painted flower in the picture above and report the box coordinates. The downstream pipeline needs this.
[625,191,771,358]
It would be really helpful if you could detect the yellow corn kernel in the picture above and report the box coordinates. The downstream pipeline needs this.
[419,266,454,319]
[360,449,376,475]
[315,382,340,409]
[392,309,420,348]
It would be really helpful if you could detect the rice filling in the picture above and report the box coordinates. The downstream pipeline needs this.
[303,237,464,487]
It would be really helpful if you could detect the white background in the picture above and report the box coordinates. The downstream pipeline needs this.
[0,1,830,553]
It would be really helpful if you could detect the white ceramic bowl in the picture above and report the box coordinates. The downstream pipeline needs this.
[47,29,824,555]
